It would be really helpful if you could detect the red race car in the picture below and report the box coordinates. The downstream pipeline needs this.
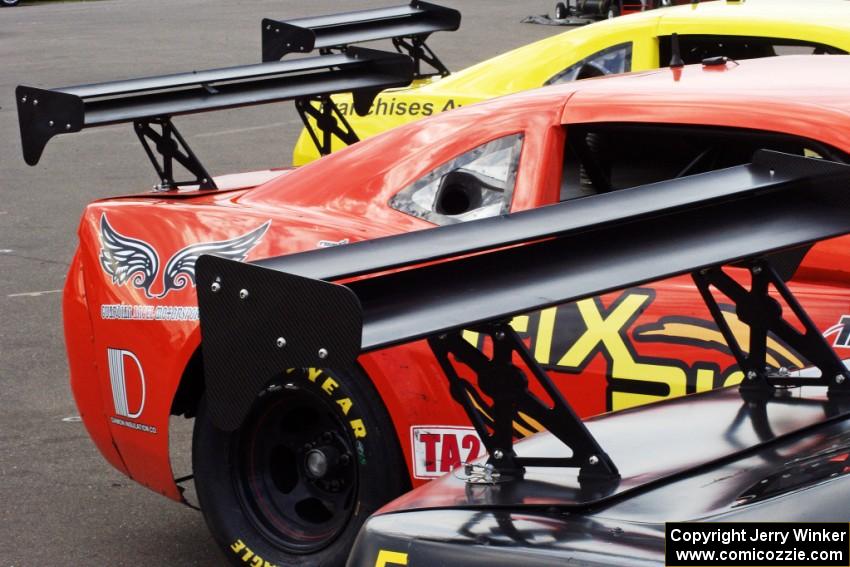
[17,54,850,565]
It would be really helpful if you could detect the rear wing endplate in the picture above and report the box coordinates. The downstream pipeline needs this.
[262,1,460,78]
[17,48,413,189]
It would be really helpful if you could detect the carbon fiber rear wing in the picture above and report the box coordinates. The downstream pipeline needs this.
[197,151,850,481]
[16,47,413,189]
[262,1,460,78]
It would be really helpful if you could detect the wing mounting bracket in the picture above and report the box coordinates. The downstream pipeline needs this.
[391,35,450,78]
[294,95,361,157]
[693,260,850,398]
[134,118,216,191]
[428,322,619,482]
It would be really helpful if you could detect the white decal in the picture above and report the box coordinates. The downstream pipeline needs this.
[108,348,146,419]
[99,214,270,299]
[410,426,486,479]
[100,304,199,321]
[824,315,850,348]
[317,238,349,248]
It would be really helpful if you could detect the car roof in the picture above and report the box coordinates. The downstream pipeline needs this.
[246,55,850,209]
[564,55,850,147]
[425,0,850,98]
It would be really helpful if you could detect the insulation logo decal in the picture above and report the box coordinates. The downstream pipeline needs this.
[98,213,269,299]
[107,347,156,434]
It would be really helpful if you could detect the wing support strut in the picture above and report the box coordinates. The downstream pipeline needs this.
[694,260,850,399]
[134,118,216,191]
[294,96,361,157]
[429,322,619,482]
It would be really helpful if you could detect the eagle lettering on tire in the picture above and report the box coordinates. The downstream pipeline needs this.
[193,366,408,567]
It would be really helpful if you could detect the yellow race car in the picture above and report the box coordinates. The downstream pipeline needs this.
[288,0,850,165]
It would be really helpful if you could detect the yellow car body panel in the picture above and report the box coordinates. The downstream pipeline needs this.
[292,0,850,165]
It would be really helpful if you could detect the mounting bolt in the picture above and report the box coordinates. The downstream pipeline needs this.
[32,99,38,106]
[588,455,600,466]
[20,96,26,103]
[276,337,286,348]
[239,289,249,300]
[493,449,504,460]
[747,370,758,381]
[318,348,328,359]
[65,123,72,130]
[48,120,54,127]
[836,375,846,385]
[495,331,506,341]
[210,281,221,293]
[752,265,762,275]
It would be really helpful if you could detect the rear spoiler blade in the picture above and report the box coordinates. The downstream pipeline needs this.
[196,151,850,430]
[17,47,413,168]
[262,1,460,77]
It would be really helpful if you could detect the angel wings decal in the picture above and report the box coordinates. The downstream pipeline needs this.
[99,214,270,299]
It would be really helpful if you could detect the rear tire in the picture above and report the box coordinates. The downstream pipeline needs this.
[1,0,21,6]
[193,367,408,567]
[554,2,568,19]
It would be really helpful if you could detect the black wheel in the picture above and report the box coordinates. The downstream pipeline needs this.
[554,2,568,19]
[1,0,21,6]
[193,367,408,567]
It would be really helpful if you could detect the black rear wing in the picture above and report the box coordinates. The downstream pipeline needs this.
[17,47,413,189]
[262,1,460,78]
[197,151,850,481]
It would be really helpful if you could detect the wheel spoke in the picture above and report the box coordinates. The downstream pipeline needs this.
[233,381,360,552]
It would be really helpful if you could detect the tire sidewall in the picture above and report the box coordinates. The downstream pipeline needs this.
[193,366,407,567]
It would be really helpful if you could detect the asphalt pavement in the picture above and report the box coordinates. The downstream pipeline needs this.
[0,1,558,564]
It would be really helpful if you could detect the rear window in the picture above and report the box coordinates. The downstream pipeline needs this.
[659,35,847,66]
[390,134,523,225]
[546,42,633,85]
[560,123,850,201]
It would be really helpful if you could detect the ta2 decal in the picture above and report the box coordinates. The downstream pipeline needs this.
[98,213,270,299]
[410,426,484,479]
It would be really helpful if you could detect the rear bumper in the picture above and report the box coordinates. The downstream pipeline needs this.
[64,250,129,476]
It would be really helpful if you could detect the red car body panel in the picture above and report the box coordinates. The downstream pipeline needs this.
[64,56,850,502]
